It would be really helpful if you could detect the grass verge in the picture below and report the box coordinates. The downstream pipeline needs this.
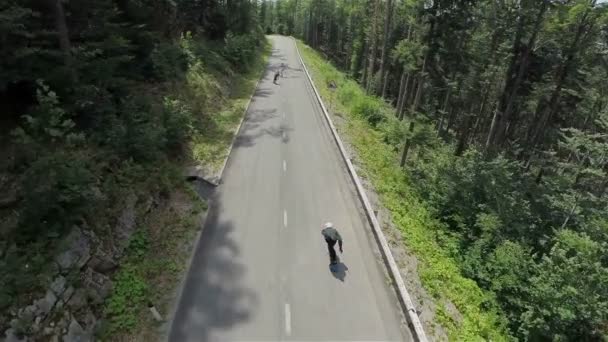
[296,40,511,341]
[101,184,205,341]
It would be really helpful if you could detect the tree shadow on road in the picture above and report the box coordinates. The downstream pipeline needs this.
[168,199,257,342]
[233,107,293,148]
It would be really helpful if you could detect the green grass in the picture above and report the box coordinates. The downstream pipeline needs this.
[296,40,511,341]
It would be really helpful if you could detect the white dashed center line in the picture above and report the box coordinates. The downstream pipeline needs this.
[283,160,287,172]
[283,210,288,228]
[285,303,292,336]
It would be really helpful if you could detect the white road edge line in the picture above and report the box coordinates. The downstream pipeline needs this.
[292,37,429,342]
[283,210,288,228]
[283,160,287,172]
[285,303,292,336]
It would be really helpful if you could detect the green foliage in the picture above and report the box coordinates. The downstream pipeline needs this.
[352,97,386,126]
[104,262,148,333]
[223,32,262,71]
[106,96,167,162]
[521,230,608,341]
[163,97,195,150]
[18,152,96,243]
[104,228,151,332]
[0,243,49,310]
[128,229,150,259]
[150,42,189,81]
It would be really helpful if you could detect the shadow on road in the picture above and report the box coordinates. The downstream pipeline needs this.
[252,87,273,98]
[330,262,349,282]
[168,198,257,342]
[233,107,292,148]
[191,179,216,200]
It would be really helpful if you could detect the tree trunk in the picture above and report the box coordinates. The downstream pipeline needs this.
[395,71,406,116]
[527,3,593,151]
[493,0,547,148]
[49,0,76,84]
[409,74,423,117]
[398,74,412,120]
[400,121,415,167]
[455,113,475,156]
[307,8,314,45]
[377,0,393,94]
[381,70,390,98]
[407,54,427,118]
[485,4,526,152]
[365,0,380,92]
[437,87,451,134]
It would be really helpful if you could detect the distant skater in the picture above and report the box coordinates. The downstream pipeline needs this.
[273,71,280,84]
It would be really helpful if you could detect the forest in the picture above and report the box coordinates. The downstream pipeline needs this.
[1,0,267,338]
[264,0,608,340]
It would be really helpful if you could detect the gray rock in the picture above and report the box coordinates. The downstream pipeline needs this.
[55,229,91,272]
[55,298,64,311]
[62,286,75,303]
[87,250,117,274]
[86,288,103,306]
[141,195,155,214]
[32,318,41,333]
[50,276,67,296]
[97,280,113,300]
[4,328,27,342]
[67,289,87,311]
[18,305,36,324]
[62,319,90,342]
[56,317,67,331]
[35,290,57,317]
[83,310,97,329]
[115,194,137,254]
[43,327,55,335]
[85,267,113,301]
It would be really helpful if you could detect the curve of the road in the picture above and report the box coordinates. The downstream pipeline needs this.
[168,35,413,342]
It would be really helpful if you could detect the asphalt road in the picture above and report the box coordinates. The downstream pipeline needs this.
[168,36,412,342]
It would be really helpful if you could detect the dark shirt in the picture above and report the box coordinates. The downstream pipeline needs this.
[322,227,342,242]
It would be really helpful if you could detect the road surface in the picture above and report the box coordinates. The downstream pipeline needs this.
[169,36,412,342]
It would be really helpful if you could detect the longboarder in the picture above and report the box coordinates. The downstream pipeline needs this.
[321,222,343,265]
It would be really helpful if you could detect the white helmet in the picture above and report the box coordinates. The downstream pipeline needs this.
[323,222,333,229]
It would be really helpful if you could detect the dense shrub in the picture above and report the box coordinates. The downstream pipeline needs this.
[150,41,190,81]
[352,97,386,126]
[223,32,260,71]
[18,152,96,243]
[106,96,166,162]
[163,96,195,150]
